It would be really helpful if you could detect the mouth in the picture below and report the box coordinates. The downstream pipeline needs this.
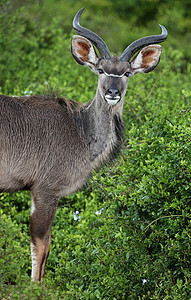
[105,95,121,106]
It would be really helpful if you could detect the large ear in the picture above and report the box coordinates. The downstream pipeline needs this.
[71,35,99,72]
[130,45,162,75]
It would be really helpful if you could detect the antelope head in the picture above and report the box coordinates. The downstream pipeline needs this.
[71,7,167,106]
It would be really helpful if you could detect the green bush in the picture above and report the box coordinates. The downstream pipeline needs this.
[0,1,190,299]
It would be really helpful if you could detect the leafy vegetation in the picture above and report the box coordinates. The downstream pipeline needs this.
[0,0,190,299]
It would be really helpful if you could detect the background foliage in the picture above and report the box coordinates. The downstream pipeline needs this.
[0,0,191,299]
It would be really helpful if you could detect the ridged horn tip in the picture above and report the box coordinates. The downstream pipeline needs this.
[73,7,86,31]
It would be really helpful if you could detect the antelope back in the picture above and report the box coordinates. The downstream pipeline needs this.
[0,95,89,195]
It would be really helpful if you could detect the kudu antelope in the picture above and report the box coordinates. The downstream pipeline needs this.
[0,7,167,281]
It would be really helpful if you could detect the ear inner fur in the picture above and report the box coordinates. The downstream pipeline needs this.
[130,45,162,74]
[77,41,91,62]
[71,35,99,68]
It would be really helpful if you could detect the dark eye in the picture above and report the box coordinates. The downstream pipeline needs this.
[98,69,104,74]
[125,72,131,77]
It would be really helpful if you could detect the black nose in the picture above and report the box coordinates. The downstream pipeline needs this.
[107,89,120,98]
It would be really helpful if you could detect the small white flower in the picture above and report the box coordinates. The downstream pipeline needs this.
[142,279,147,285]
[73,211,81,221]
[95,208,104,215]
[73,214,78,221]
[24,90,33,96]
